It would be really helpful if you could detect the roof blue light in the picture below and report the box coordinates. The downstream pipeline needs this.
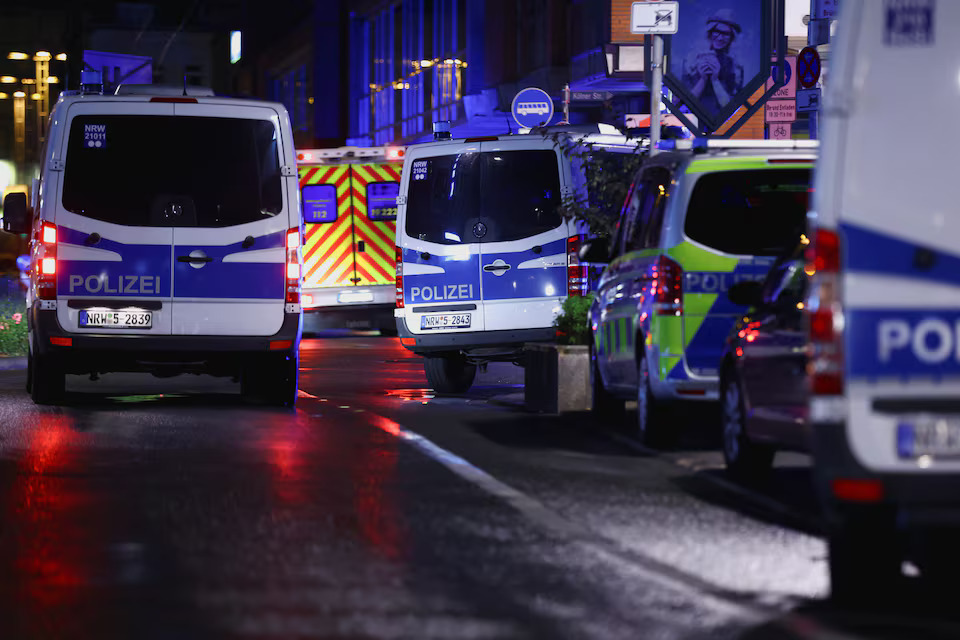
[656,139,676,150]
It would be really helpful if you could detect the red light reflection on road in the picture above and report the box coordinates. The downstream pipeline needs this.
[352,425,406,561]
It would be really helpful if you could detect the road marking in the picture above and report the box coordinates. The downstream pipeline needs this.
[353,408,778,623]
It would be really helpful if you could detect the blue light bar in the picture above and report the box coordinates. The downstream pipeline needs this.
[656,139,676,150]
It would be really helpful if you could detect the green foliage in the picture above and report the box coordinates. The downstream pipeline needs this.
[551,133,646,239]
[0,300,27,356]
[554,292,595,345]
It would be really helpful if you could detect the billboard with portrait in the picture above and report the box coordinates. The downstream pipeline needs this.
[662,0,780,133]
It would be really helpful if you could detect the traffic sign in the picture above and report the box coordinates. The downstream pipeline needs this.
[570,91,614,102]
[511,87,554,129]
[797,46,821,89]
[630,2,679,34]
[765,100,796,123]
[766,56,797,99]
[796,88,821,112]
[768,123,791,140]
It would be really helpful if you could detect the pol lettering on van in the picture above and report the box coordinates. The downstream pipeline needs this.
[68,274,160,295]
[848,310,960,377]
[409,283,474,303]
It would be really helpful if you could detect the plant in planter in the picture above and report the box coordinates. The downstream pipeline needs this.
[525,293,596,414]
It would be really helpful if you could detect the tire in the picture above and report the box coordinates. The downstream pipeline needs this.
[828,513,902,606]
[30,347,65,406]
[590,341,624,423]
[423,353,476,394]
[720,369,774,482]
[636,349,666,447]
[243,352,299,408]
[25,347,33,394]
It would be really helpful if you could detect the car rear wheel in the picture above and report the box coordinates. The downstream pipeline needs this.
[424,352,476,394]
[720,370,774,482]
[591,342,624,423]
[30,342,65,406]
[636,349,665,447]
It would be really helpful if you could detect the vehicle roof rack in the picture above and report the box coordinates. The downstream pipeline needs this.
[114,84,216,97]
[657,138,819,152]
[523,122,623,136]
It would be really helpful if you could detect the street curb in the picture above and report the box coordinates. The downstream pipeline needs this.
[0,357,27,371]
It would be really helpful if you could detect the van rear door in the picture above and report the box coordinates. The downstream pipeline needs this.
[56,103,176,335]
[476,141,568,331]
[680,164,811,376]
[168,103,289,336]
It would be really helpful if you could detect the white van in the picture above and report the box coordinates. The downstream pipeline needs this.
[809,0,960,599]
[394,127,644,393]
[8,83,303,406]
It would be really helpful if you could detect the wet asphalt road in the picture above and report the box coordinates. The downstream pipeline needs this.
[0,334,959,639]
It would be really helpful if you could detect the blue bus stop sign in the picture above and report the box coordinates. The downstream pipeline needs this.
[511,87,554,129]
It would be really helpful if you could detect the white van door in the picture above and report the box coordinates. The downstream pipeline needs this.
[400,143,485,335]
[168,103,290,336]
[475,140,568,331]
[55,103,177,335]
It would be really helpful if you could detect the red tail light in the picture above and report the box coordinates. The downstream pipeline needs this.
[37,222,57,300]
[285,228,301,304]
[395,246,404,308]
[567,236,585,297]
[653,254,683,315]
[807,228,844,395]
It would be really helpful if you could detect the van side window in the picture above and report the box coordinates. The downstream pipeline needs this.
[626,168,670,252]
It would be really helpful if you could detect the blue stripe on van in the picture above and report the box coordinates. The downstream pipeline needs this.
[58,226,172,297]
[842,222,960,289]
[402,247,481,305]
[174,230,287,299]
[481,238,567,301]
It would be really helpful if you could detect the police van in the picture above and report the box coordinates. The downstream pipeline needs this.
[586,138,816,445]
[394,126,644,393]
[9,81,303,406]
[809,0,960,600]
[297,146,404,334]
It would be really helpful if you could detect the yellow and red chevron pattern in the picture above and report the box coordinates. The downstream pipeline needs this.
[299,165,356,288]
[298,161,402,289]
[351,163,400,286]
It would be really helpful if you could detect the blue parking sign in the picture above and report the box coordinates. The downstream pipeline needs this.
[511,87,554,129]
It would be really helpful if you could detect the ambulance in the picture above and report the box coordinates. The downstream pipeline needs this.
[809,0,960,600]
[12,81,303,406]
[296,146,404,334]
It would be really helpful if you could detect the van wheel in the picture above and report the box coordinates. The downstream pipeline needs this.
[636,350,666,447]
[591,342,624,423]
[243,352,299,408]
[424,353,476,394]
[25,348,33,393]
[30,349,65,406]
[720,370,774,482]
[828,514,901,605]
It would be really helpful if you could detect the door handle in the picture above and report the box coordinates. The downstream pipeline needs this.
[177,255,213,263]
[483,263,511,272]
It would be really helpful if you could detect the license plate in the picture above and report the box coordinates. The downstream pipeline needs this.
[897,418,960,459]
[420,313,471,330]
[79,309,153,329]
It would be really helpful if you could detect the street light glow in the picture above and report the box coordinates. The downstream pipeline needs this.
[46,76,58,83]
[55,53,67,61]
[7,52,28,60]
[0,93,8,99]
[0,76,16,84]
[21,78,35,85]
[34,51,51,60]
[13,91,25,98]
[30,92,41,100]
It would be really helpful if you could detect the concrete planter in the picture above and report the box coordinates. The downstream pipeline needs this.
[524,343,591,414]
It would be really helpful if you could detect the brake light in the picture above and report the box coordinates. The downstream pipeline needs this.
[395,246,404,308]
[807,228,844,395]
[385,147,405,161]
[653,254,683,315]
[285,228,301,304]
[567,236,585,296]
[832,478,884,503]
[37,222,57,300]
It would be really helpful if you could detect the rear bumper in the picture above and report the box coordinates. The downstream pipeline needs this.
[30,307,302,375]
[396,316,555,356]
[813,421,960,529]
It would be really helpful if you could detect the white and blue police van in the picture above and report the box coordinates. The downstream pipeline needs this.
[394,125,645,393]
[9,80,303,406]
[809,0,960,600]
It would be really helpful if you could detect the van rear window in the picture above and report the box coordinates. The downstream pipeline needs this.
[405,150,562,244]
[61,115,283,228]
[683,169,811,257]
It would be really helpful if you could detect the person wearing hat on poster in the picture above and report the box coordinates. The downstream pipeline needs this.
[681,9,745,114]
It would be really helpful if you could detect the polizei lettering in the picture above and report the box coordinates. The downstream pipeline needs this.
[409,283,474,303]
[68,274,160,295]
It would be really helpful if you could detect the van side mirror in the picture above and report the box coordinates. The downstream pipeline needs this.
[579,239,610,264]
[727,280,763,308]
[2,192,28,235]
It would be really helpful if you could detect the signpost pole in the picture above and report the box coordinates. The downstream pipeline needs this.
[650,34,663,156]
